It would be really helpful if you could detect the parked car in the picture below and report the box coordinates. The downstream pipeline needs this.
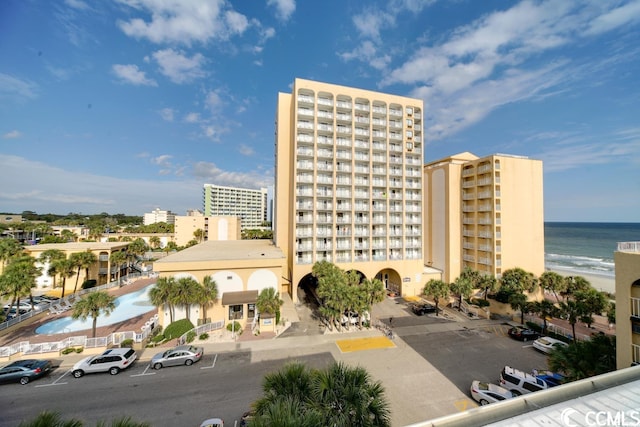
[72,348,137,377]
[470,380,515,405]
[151,345,203,369]
[499,365,551,396]
[532,336,569,354]
[507,326,540,341]
[0,359,54,385]
[200,418,224,427]
[3,307,29,320]
[534,370,566,387]
[411,303,437,316]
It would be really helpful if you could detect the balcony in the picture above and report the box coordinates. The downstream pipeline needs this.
[297,95,314,104]
[317,110,333,120]
[317,97,333,107]
[336,100,352,110]
[632,297,640,319]
[619,242,640,252]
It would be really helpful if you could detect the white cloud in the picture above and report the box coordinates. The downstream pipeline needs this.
[159,108,174,121]
[116,0,251,46]
[184,112,200,123]
[239,144,255,156]
[64,0,89,10]
[0,73,38,101]
[584,0,640,35]
[112,64,158,86]
[152,49,205,84]
[353,10,395,41]
[374,0,640,140]
[3,130,22,139]
[268,0,296,22]
[205,90,224,111]
[192,161,272,189]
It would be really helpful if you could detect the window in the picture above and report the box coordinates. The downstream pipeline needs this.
[522,381,542,392]
[248,303,256,319]
[406,107,413,115]
[229,304,243,320]
[406,119,413,127]
[405,130,413,138]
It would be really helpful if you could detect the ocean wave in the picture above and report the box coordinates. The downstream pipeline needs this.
[545,252,615,277]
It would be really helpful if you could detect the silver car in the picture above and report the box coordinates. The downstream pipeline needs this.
[151,345,204,369]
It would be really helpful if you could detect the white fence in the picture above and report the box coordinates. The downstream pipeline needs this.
[523,314,590,341]
[0,271,157,332]
[176,321,225,346]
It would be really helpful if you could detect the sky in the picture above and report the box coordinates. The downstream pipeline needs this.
[1,0,639,222]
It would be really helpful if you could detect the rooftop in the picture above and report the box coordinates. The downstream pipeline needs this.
[155,239,285,263]
[24,241,129,251]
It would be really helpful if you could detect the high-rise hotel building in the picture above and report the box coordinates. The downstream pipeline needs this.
[275,78,432,300]
[424,152,545,283]
[203,184,268,230]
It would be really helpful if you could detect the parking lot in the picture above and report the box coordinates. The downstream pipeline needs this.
[0,350,334,427]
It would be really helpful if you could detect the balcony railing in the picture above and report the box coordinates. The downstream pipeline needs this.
[618,242,640,252]
[631,297,640,319]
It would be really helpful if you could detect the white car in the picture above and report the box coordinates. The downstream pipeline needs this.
[470,380,515,405]
[533,337,569,354]
[200,418,224,427]
[72,348,137,377]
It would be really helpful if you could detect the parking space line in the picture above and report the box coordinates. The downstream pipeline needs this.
[201,354,218,369]
[130,364,156,377]
[36,369,70,387]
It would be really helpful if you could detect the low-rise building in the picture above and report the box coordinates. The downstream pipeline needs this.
[615,241,640,369]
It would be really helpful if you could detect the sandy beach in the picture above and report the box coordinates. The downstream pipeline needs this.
[547,268,616,295]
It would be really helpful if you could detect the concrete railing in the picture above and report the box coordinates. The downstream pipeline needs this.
[617,241,640,252]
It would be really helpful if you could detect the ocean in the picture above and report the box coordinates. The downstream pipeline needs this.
[545,222,640,279]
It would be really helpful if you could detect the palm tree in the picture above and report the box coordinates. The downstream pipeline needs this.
[149,236,161,250]
[257,287,284,323]
[70,250,97,293]
[193,228,205,243]
[558,300,582,342]
[312,362,391,427]
[0,238,23,269]
[508,292,529,325]
[539,271,566,301]
[172,277,201,322]
[71,291,116,338]
[548,334,616,381]
[109,250,128,285]
[531,299,557,335]
[149,277,176,323]
[18,411,83,427]
[1,254,41,313]
[52,258,76,298]
[423,279,450,316]
[19,411,151,427]
[450,275,474,311]
[252,361,391,427]
[477,274,498,301]
[40,249,66,289]
[198,276,218,323]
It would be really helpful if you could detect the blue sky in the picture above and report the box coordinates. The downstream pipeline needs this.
[1,0,639,222]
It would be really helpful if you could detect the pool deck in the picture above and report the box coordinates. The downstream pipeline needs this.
[0,278,156,346]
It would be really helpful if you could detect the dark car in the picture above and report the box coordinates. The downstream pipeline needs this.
[507,326,540,341]
[0,359,54,385]
[412,303,437,316]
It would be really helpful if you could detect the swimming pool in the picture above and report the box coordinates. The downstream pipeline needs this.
[35,285,156,335]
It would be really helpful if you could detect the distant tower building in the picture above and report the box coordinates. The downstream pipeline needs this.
[424,152,544,282]
[143,208,176,226]
[203,184,268,230]
[275,78,428,301]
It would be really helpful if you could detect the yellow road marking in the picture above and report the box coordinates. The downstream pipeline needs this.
[454,399,474,412]
[336,336,396,353]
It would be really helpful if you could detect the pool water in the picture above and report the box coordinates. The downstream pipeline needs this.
[35,285,155,335]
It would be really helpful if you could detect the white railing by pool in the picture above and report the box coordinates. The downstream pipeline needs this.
[0,313,159,358]
[618,242,640,252]
[0,271,158,332]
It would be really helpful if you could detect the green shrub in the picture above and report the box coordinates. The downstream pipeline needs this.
[151,334,165,344]
[471,298,490,308]
[186,331,196,343]
[163,319,195,340]
[120,338,134,348]
[61,347,75,355]
[199,333,209,340]
[74,347,83,353]
[226,321,243,335]
[81,279,97,289]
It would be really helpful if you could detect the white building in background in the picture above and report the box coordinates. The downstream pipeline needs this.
[203,184,268,230]
[143,208,176,226]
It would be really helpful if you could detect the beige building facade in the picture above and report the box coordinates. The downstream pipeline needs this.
[275,78,433,301]
[424,152,544,283]
[152,240,286,328]
[24,242,130,290]
[174,215,241,247]
[615,242,640,369]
